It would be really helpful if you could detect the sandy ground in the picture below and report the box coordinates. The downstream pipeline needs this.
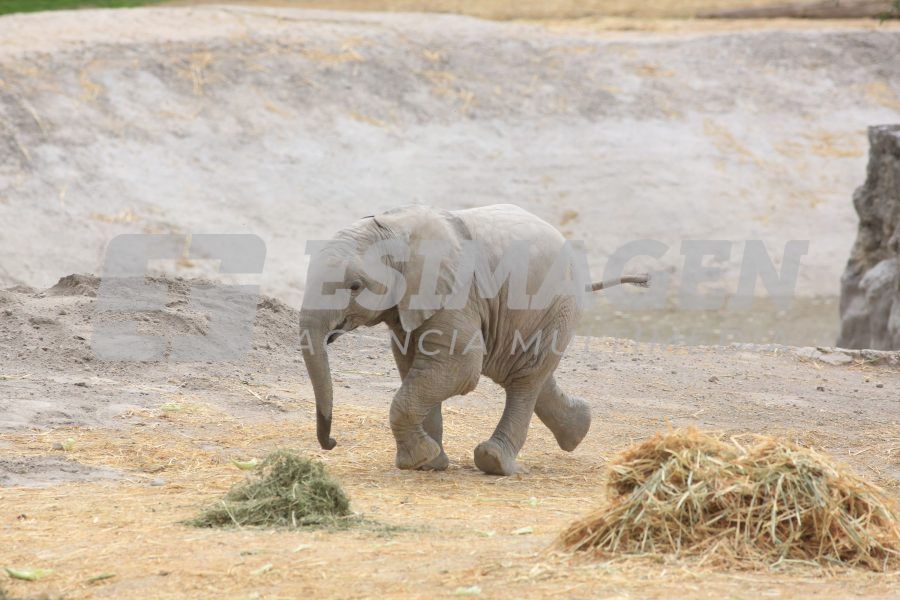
[0,275,898,598]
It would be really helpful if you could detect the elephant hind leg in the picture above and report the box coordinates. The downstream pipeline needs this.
[534,375,591,452]
[417,404,449,471]
[474,382,539,476]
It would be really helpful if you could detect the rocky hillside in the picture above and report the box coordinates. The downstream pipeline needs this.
[1,8,899,307]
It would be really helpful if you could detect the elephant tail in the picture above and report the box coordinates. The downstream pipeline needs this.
[586,273,651,292]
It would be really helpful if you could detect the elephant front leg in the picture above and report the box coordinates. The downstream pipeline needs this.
[389,323,482,471]
[390,406,441,470]
[389,361,477,471]
[474,382,539,476]
[390,339,449,471]
[534,375,591,452]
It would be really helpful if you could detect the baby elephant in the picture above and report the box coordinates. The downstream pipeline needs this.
[299,204,648,475]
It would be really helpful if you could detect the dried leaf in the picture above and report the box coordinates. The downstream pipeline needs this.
[5,567,53,581]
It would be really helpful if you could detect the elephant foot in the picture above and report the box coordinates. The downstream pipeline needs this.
[417,450,450,472]
[552,397,591,452]
[395,433,441,470]
[474,439,525,476]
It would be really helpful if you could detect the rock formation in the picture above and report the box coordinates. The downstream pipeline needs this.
[838,125,900,350]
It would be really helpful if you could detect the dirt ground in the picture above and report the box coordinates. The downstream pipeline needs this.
[1,275,898,598]
[1,5,899,598]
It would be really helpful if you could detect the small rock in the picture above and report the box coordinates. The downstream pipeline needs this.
[29,316,58,326]
[875,383,884,388]
[708,376,719,383]
[818,351,852,366]
[816,386,825,392]
[74,382,88,387]
[149,478,166,487]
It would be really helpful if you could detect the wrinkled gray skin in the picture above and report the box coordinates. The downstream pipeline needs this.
[300,204,623,475]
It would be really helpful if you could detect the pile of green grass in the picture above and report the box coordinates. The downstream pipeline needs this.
[0,1,160,17]
[189,450,353,529]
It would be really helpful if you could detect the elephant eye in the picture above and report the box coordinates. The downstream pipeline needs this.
[349,281,362,292]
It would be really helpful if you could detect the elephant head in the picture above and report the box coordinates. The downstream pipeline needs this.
[299,206,467,450]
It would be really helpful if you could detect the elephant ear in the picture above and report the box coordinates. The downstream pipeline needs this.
[373,206,467,332]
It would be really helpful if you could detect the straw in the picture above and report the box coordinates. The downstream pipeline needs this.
[558,428,900,571]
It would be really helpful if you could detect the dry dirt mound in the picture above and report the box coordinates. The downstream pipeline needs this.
[2,273,300,366]
[0,274,302,433]
[46,274,100,298]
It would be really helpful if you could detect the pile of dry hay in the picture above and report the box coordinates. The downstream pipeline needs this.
[189,450,352,528]
[558,428,900,570]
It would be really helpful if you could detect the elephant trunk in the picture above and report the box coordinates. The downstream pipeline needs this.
[300,318,338,450]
